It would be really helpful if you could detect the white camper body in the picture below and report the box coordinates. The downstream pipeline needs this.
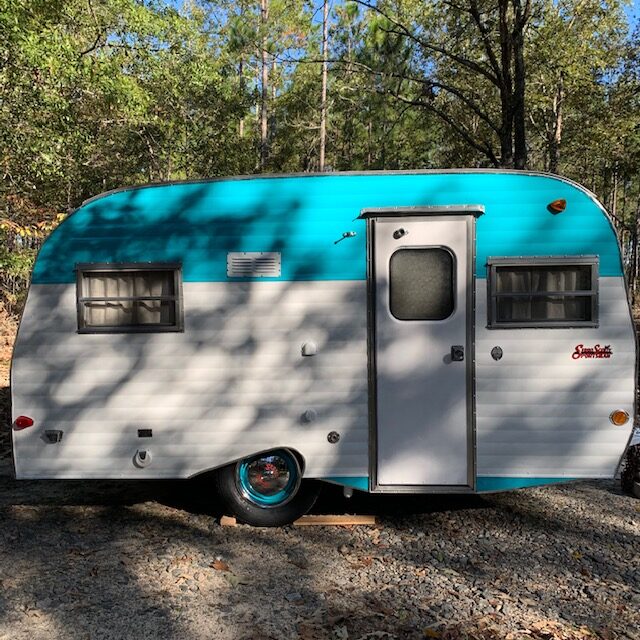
[11,171,637,519]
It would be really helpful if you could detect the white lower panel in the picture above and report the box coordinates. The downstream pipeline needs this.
[13,276,636,483]
[475,276,635,478]
[12,281,369,479]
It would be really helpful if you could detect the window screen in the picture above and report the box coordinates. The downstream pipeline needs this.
[389,248,454,320]
[77,264,183,333]
[487,258,598,328]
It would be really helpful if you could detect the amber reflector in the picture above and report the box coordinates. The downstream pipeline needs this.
[609,410,629,426]
[548,198,567,213]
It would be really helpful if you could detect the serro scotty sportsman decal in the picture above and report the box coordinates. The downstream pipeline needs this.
[572,344,612,359]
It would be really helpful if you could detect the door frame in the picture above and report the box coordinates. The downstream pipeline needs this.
[362,206,483,493]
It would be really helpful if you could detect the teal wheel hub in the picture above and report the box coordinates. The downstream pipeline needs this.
[235,450,301,508]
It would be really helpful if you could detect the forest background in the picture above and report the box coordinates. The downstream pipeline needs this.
[1,0,639,324]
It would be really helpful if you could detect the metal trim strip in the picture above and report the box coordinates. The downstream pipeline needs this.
[359,205,485,219]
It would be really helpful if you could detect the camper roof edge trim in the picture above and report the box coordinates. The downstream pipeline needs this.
[70,169,606,214]
[358,204,485,218]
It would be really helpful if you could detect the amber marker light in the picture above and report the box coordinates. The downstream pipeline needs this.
[609,410,629,426]
[548,198,567,214]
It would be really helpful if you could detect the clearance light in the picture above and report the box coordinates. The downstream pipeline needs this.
[548,198,567,214]
[609,410,629,426]
[14,416,34,430]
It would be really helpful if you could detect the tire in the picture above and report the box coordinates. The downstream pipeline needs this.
[213,449,321,526]
[621,445,640,496]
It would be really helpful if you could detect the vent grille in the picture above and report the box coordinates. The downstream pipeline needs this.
[227,252,281,278]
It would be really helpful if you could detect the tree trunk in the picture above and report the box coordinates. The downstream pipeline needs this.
[498,0,514,168]
[319,0,329,172]
[631,205,640,307]
[548,75,563,174]
[271,58,277,102]
[512,0,527,169]
[239,58,245,139]
[269,57,277,145]
[513,10,527,169]
[259,0,269,170]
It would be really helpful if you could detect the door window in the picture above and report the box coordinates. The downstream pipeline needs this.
[389,248,454,320]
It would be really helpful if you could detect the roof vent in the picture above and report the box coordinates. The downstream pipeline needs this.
[227,252,281,278]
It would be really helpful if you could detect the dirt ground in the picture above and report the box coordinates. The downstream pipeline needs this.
[2,317,639,639]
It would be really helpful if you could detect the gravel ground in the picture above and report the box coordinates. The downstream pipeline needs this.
[1,447,639,639]
[1,358,640,640]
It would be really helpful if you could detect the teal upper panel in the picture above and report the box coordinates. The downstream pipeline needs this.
[32,172,623,283]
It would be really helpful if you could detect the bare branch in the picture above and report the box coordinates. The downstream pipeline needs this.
[429,81,501,132]
[79,31,104,57]
[468,0,503,81]
[79,0,104,57]
[267,51,501,134]
[386,91,499,166]
[352,0,501,87]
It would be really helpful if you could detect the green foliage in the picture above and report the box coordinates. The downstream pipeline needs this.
[0,0,639,317]
[0,243,36,315]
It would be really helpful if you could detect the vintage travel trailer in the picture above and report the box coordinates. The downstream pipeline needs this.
[11,170,637,525]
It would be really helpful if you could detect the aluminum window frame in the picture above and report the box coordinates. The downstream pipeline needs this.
[76,262,184,334]
[486,256,599,329]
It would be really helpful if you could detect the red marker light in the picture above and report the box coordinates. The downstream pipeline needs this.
[14,416,34,430]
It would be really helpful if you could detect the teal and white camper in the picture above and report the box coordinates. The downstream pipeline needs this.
[11,170,637,525]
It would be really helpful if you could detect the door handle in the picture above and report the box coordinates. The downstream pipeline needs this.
[451,345,464,362]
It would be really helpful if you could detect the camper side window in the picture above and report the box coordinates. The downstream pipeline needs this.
[76,264,183,333]
[487,257,598,328]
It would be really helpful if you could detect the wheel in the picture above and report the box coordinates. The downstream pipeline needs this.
[621,445,640,496]
[214,449,321,526]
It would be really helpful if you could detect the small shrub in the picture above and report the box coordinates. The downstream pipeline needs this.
[0,244,36,318]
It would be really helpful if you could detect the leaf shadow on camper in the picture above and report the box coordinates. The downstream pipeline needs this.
[15,183,334,481]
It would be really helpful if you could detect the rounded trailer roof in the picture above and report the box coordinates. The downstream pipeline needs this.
[32,170,623,284]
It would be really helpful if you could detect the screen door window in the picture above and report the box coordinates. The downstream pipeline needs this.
[389,248,454,320]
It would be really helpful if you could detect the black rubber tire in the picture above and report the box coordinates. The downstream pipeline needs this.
[213,456,321,527]
[621,445,640,496]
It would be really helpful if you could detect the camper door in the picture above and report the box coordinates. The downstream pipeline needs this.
[371,215,475,489]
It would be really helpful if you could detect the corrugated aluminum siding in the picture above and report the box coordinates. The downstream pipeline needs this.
[12,281,369,479]
[475,277,635,478]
